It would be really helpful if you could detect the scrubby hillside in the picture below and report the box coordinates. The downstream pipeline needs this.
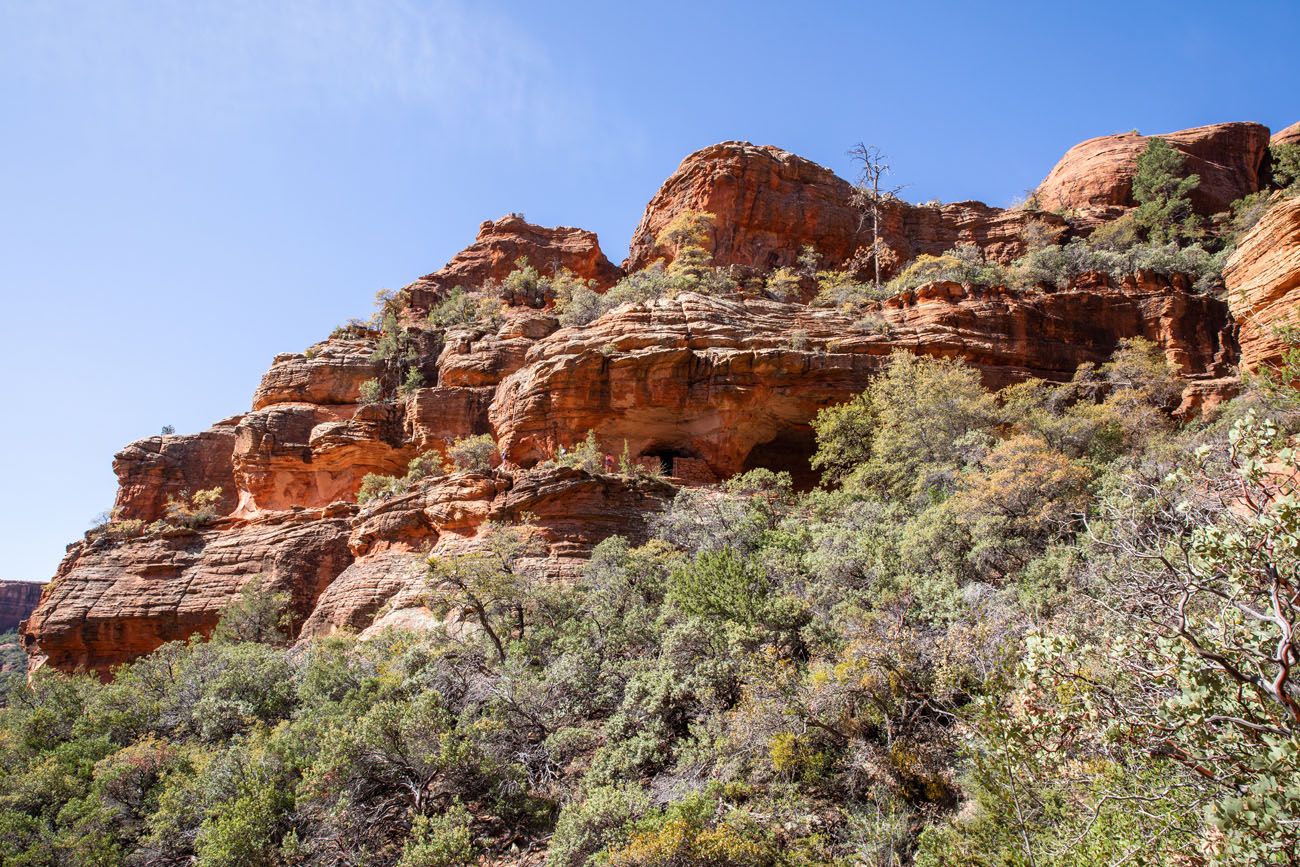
[6,120,1300,865]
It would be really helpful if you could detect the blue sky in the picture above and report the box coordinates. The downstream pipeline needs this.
[1,0,1295,582]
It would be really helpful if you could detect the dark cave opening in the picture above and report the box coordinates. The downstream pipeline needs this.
[740,426,821,491]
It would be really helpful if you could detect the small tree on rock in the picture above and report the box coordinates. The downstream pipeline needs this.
[848,143,904,289]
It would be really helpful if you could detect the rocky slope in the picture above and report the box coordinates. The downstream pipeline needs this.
[23,120,1300,675]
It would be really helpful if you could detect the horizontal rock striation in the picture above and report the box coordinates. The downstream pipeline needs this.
[491,280,1234,481]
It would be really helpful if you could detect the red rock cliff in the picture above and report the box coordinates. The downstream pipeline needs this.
[26,131,1275,676]
[0,581,44,634]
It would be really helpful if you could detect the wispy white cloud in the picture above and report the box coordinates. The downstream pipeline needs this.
[1,0,585,141]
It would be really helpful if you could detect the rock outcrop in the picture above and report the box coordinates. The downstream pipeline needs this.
[1273,122,1300,148]
[25,512,354,674]
[0,581,44,633]
[625,142,1066,277]
[1225,194,1300,370]
[113,424,240,522]
[27,130,1277,676]
[405,215,623,310]
[491,280,1233,483]
[1036,122,1271,223]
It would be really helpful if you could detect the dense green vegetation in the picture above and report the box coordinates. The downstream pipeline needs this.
[7,336,1300,865]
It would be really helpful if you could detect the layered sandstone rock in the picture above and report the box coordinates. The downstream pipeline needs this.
[491,282,1234,482]
[1036,122,1271,222]
[25,512,355,674]
[0,581,44,633]
[252,339,386,410]
[405,215,623,310]
[112,424,240,522]
[233,402,414,513]
[302,466,674,637]
[1224,194,1300,370]
[624,142,1065,276]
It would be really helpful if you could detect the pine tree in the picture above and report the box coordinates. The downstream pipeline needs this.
[1131,137,1201,243]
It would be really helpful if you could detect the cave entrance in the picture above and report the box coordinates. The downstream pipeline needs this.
[639,446,717,484]
[740,426,820,491]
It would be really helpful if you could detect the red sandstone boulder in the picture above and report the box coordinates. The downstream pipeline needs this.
[252,339,385,410]
[1224,194,1300,370]
[404,215,623,310]
[233,402,414,513]
[301,465,674,637]
[625,141,1065,276]
[1036,122,1271,222]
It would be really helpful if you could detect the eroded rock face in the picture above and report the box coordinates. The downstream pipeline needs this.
[625,142,1065,276]
[1224,194,1300,370]
[233,403,414,513]
[25,513,355,675]
[252,339,385,410]
[26,132,1266,675]
[301,466,674,637]
[0,581,44,633]
[113,424,240,522]
[1036,122,1271,222]
[405,216,623,310]
[491,284,1234,481]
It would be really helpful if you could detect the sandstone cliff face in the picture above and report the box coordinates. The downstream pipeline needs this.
[624,142,1065,276]
[405,215,623,311]
[491,280,1233,482]
[25,512,355,673]
[113,424,240,522]
[0,581,44,633]
[1225,194,1300,370]
[25,133,1267,675]
[1036,122,1271,223]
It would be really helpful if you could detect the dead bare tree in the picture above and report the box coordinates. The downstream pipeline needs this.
[848,143,905,289]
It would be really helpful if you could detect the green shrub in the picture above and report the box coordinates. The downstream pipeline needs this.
[887,243,1009,292]
[163,487,225,529]
[397,804,476,867]
[547,786,649,867]
[358,377,384,404]
[398,368,426,397]
[555,430,605,473]
[1131,137,1202,243]
[357,472,405,504]
[811,268,891,310]
[1271,142,1300,192]
[427,288,482,329]
[446,434,498,473]
[762,266,802,301]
